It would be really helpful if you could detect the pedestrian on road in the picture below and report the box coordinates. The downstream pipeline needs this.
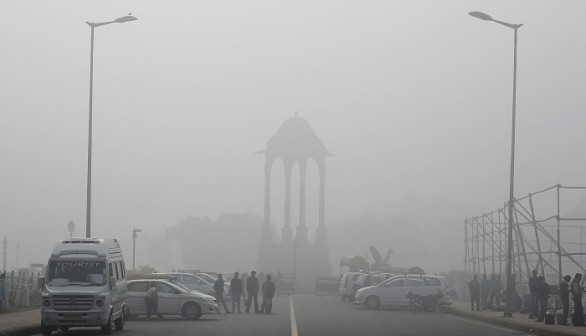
[571,273,584,326]
[535,276,550,322]
[145,285,161,320]
[241,272,249,299]
[528,269,539,319]
[0,272,6,312]
[214,274,231,314]
[230,272,243,313]
[480,274,490,310]
[469,275,481,311]
[245,270,259,313]
[260,274,276,314]
[488,274,501,308]
[559,275,571,325]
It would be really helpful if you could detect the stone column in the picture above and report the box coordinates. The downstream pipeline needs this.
[297,160,308,245]
[263,164,271,227]
[282,164,293,244]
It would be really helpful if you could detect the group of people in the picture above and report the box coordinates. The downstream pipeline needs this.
[213,270,276,314]
[468,274,506,311]
[528,270,584,326]
[469,270,586,326]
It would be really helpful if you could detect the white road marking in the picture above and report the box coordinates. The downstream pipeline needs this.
[290,296,299,336]
[445,314,531,334]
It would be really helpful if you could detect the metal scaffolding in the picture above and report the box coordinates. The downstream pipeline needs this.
[464,184,586,289]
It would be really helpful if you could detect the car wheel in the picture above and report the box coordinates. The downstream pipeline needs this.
[115,309,125,331]
[366,296,380,310]
[101,312,114,335]
[182,302,202,320]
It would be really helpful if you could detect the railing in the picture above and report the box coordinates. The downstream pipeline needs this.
[0,270,43,311]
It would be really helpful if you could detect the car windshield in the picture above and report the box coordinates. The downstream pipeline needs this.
[46,260,106,286]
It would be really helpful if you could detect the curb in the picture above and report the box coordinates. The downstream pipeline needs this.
[0,324,41,336]
[452,309,583,336]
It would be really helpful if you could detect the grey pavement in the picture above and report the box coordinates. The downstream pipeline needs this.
[0,309,40,336]
[450,300,586,336]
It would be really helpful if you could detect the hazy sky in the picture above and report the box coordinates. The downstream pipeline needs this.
[2,1,586,270]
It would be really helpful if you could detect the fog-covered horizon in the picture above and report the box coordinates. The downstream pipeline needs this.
[3,1,586,274]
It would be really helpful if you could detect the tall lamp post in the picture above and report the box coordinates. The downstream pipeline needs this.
[132,227,142,271]
[85,15,137,238]
[2,236,6,272]
[469,11,522,317]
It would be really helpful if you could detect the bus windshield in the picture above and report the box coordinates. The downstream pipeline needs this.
[46,261,107,286]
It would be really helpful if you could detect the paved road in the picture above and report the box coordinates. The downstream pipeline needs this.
[34,295,531,336]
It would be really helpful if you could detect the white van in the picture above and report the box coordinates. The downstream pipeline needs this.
[41,238,128,335]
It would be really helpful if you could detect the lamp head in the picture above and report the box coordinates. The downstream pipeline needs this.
[115,15,137,23]
[469,11,493,21]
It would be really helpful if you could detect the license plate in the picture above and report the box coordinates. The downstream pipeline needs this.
[64,313,82,319]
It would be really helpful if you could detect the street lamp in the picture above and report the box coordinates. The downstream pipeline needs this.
[469,11,523,317]
[132,227,142,271]
[2,236,6,272]
[85,14,137,238]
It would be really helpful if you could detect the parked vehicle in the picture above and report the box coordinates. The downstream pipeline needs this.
[126,279,218,320]
[339,272,364,301]
[354,274,450,309]
[41,238,127,336]
[154,272,215,296]
[407,291,445,312]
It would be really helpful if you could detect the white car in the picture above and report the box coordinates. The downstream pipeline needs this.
[155,272,216,296]
[126,279,218,320]
[354,274,450,309]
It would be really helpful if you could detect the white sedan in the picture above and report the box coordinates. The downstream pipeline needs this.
[126,279,218,320]
[354,274,450,309]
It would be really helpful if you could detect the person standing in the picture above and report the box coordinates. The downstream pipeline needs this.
[214,274,231,314]
[245,270,259,313]
[145,284,161,320]
[559,275,571,325]
[260,274,276,314]
[469,275,481,311]
[571,273,584,326]
[535,276,550,322]
[241,272,249,299]
[488,274,501,308]
[480,274,490,310]
[528,269,539,319]
[230,272,243,313]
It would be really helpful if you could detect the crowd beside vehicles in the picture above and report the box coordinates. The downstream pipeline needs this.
[38,238,283,336]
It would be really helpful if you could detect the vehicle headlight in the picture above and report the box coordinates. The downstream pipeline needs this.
[43,299,52,307]
[96,299,104,307]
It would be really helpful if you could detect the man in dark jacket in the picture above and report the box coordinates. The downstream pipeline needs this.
[260,274,276,314]
[571,273,584,326]
[559,275,571,325]
[214,274,230,314]
[528,269,539,319]
[469,275,481,311]
[535,276,550,322]
[230,272,243,313]
[480,274,490,310]
[245,270,259,313]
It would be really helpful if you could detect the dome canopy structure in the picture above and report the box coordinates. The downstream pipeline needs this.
[261,115,331,163]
